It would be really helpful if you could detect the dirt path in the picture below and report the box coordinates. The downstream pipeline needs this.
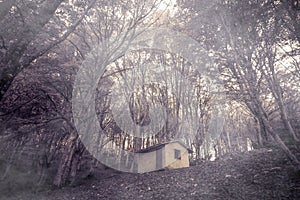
[2,147,300,200]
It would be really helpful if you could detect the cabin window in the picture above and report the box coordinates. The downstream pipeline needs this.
[174,149,181,160]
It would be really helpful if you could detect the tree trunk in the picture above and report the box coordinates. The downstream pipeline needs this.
[254,117,264,147]
[69,144,84,185]
[258,107,300,169]
[53,133,80,187]
[278,98,299,141]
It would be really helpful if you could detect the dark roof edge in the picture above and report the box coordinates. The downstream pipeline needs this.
[136,140,193,154]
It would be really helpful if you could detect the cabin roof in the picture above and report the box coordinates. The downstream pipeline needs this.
[136,140,193,153]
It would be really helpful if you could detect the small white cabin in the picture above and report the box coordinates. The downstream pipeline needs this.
[135,141,193,173]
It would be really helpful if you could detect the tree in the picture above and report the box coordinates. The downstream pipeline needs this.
[217,0,300,167]
[1,0,169,187]
[0,0,97,101]
[178,0,300,168]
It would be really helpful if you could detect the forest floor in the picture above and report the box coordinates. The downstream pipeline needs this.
[2,144,300,200]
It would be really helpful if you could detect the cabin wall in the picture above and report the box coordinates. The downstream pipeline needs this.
[136,142,190,173]
[164,143,189,169]
[137,150,157,173]
[166,151,189,169]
